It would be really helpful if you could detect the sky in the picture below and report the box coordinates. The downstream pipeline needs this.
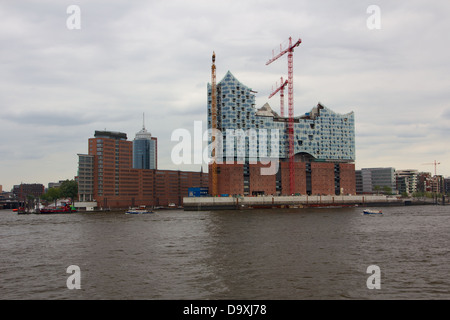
[1,0,449,191]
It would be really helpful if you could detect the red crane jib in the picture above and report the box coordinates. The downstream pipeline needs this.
[266,38,302,66]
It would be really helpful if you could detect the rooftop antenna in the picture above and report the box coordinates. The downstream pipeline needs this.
[142,112,145,130]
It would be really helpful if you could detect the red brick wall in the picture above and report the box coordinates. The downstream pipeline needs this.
[249,163,277,195]
[311,162,335,195]
[280,162,307,195]
[95,169,208,208]
[209,161,355,197]
[210,163,244,196]
[339,163,356,195]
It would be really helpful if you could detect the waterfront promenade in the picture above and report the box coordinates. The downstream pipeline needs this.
[183,195,438,211]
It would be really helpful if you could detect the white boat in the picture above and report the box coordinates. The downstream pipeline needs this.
[125,206,154,214]
[363,209,383,215]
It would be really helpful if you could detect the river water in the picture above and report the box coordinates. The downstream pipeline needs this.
[0,205,449,300]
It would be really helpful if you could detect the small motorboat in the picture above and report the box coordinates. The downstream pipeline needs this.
[125,206,154,214]
[363,209,383,215]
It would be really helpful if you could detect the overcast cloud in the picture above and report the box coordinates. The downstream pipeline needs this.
[1,0,449,191]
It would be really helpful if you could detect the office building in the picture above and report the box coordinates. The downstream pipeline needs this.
[356,167,396,194]
[133,120,157,170]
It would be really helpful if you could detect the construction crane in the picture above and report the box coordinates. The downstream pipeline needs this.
[266,37,302,195]
[211,52,218,196]
[422,160,441,176]
[268,77,288,117]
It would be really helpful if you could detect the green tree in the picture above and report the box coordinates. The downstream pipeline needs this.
[42,187,61,206]
[373,185,381,195]
[382,186,392,195]
[59,179,78,205]
[412,191,424,199]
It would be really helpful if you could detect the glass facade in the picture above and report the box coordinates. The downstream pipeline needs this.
[356,167,396,194]
[133,138,156,169]
[133,127,157,170]
[77,154,94,201]
[207,71,355,162]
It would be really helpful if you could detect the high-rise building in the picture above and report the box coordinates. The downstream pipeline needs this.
[89,130,132,198]
[207,71,356,196]
[133,117,157,170]
[77,154,94,202]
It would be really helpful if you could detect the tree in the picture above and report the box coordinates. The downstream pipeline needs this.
[373,185,381,195]
[382,186,392,195]
[42,187,62,206]
[59,180,78,205]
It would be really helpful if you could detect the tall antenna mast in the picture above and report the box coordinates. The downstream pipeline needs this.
[142,112,145,130]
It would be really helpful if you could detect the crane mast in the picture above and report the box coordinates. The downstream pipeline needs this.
[211,52,218,196]
[269,77,288,117]
[266,37,302,195]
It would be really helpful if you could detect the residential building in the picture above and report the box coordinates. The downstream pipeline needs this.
[431,175,445,194]
[77,154,94,202]
[416,172,433,193]
[396,169,418,195]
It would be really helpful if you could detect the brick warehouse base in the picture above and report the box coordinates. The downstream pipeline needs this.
[209,161,356,196]
[92,169,208,209]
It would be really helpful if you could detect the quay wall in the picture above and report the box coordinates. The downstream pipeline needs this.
[183,195,423,211]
